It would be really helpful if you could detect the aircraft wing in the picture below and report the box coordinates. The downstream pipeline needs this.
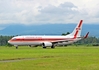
[50,39,74,44]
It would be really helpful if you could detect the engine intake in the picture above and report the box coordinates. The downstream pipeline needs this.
[42,42,52,47]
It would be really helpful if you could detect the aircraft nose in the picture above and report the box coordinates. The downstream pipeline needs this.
[8,40,11,44]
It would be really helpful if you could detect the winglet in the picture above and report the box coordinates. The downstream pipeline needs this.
[84,32,89,39]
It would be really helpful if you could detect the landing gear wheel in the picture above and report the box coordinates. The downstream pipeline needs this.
[43,46,46,48]
[51,45,55,48]
[16,46,18,49]
[14,45,18,49]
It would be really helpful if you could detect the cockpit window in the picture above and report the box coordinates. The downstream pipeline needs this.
[12,38,16,40]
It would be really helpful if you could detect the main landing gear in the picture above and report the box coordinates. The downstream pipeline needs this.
[42,43,55,49]
[51,45,55,48]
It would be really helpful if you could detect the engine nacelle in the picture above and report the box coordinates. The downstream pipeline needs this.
[43,42,52,47]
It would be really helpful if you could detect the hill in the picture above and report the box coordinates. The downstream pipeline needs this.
[0,24,99,37]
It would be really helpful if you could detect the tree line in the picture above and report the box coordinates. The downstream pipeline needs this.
[0,35,13,46]
[76,36,99,45]
[0,35,99,46]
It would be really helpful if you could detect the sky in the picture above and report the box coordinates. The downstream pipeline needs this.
[0,0,99,26]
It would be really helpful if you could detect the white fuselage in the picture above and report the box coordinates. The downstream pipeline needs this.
[8,35,76,46]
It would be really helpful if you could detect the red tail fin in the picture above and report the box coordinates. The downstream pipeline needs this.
[73,20,83,38]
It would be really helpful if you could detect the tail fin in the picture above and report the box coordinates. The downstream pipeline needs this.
[69,20,83,38]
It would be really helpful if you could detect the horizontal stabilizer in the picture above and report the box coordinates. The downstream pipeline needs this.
[84,32,89,38]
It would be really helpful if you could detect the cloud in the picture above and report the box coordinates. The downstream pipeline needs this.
[0,0,99,25]
[37,2,82,23]
[0,0,40,24]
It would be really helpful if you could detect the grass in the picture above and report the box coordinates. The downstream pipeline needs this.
[0,45,99,70]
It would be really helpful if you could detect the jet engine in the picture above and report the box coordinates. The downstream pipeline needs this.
[42,42,52,48]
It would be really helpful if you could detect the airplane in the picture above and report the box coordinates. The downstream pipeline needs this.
[8,20,87,49]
